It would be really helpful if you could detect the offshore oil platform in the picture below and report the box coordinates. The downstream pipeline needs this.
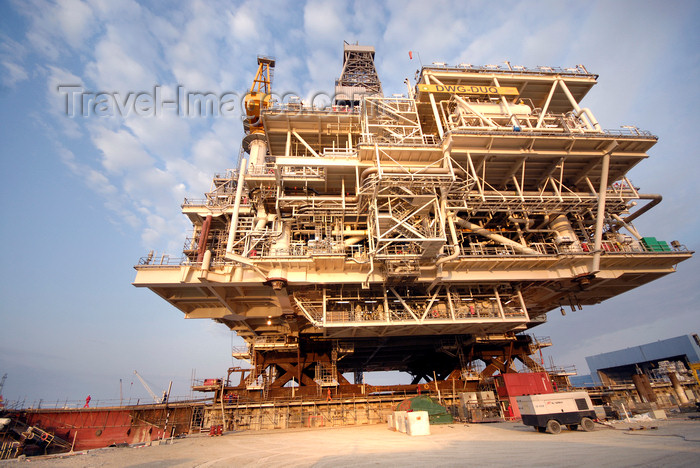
[133,43,692,426]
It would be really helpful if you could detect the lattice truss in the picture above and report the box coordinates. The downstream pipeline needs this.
[292,283,530,329]
[446,153,633,216]
[337,46,382,95]
[362,97,424,145]
[367,186,445,258]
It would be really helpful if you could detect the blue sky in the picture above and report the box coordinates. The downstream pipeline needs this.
[1,0,699,404]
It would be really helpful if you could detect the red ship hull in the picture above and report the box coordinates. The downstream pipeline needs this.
[7,402,197,452]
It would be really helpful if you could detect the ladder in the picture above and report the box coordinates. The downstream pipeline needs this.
[189,405,205,434]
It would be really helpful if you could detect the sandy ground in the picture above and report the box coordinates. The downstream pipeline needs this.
[4,417,700,467]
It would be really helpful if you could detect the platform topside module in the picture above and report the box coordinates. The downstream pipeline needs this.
[134,43,692,396]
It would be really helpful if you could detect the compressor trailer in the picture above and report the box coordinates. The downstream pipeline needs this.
[516,392,597,434]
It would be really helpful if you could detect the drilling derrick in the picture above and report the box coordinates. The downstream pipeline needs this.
[134,46,693,399]
[334,42,382,106]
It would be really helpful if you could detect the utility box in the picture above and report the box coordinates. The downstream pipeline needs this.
[405,411,430,436]
[516,392,596,434]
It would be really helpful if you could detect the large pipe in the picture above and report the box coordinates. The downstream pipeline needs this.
[254,204,268,231]
[271,221,291,254]
[453,94,498,128]
[493,77,519,128]
[592,158,609,270]
[279,195,359,203]
[424,75,445,138]
[226,155,249,253]
[509,216,555,233]
[623,194,662,224]
[290,229,368,236]
[592,142,617,272]
[558,78,602,131]
[360,166,467,183]
[454,216,539,255]
[196,214,212,263]
[201,249,212,271]
[610,213,642,241]
[436,213,460,266]
[343,236,365,246]
[577,108,602,132]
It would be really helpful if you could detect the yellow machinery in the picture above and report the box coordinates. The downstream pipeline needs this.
[243,56,275,135]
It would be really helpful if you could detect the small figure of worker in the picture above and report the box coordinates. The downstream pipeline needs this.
[84,395,91,408]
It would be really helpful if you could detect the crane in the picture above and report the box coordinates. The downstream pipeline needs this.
[243,56,275,136]
[133,370,168,404]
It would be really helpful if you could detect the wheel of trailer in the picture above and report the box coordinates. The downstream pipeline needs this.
[536,426,547,433]
[546,419,561,434]
[567,424,578,431]
[581,417,595,432]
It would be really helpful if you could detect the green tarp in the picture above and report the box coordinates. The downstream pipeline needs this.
[395,395,454,424]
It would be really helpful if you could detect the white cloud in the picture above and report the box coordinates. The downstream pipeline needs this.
[45,65,84,138]
[304,0,348,43]
[54,0,96,49]
[91,126,154,174]
[14,0,96,59]
[229,5,259,43]
[84,24,158,91]
[123,111,191,162]
[1,61,28,87]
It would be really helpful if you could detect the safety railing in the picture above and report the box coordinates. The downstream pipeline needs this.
[247,162,276,176]
[138,235,689,270]
[359,133,440,146]
[136,253,186,266]
[6,395,212,410]
[422,62,595,77]
[532,336,553,347]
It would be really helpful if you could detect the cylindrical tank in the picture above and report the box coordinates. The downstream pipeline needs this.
[458,101,531,116]
[549,215,578,245]
[248,138,267,173]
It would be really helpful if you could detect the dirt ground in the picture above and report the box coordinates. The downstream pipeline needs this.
[4,416,700,467]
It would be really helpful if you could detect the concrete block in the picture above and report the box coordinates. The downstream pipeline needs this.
[394,411,407,432]
[405,411,430,436]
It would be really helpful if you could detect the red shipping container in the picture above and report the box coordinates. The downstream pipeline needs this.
[495,372,553,398]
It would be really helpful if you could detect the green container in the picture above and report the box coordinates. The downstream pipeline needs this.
[641,237,671,252]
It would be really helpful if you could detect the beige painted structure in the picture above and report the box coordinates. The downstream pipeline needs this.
[134,47,692,389]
